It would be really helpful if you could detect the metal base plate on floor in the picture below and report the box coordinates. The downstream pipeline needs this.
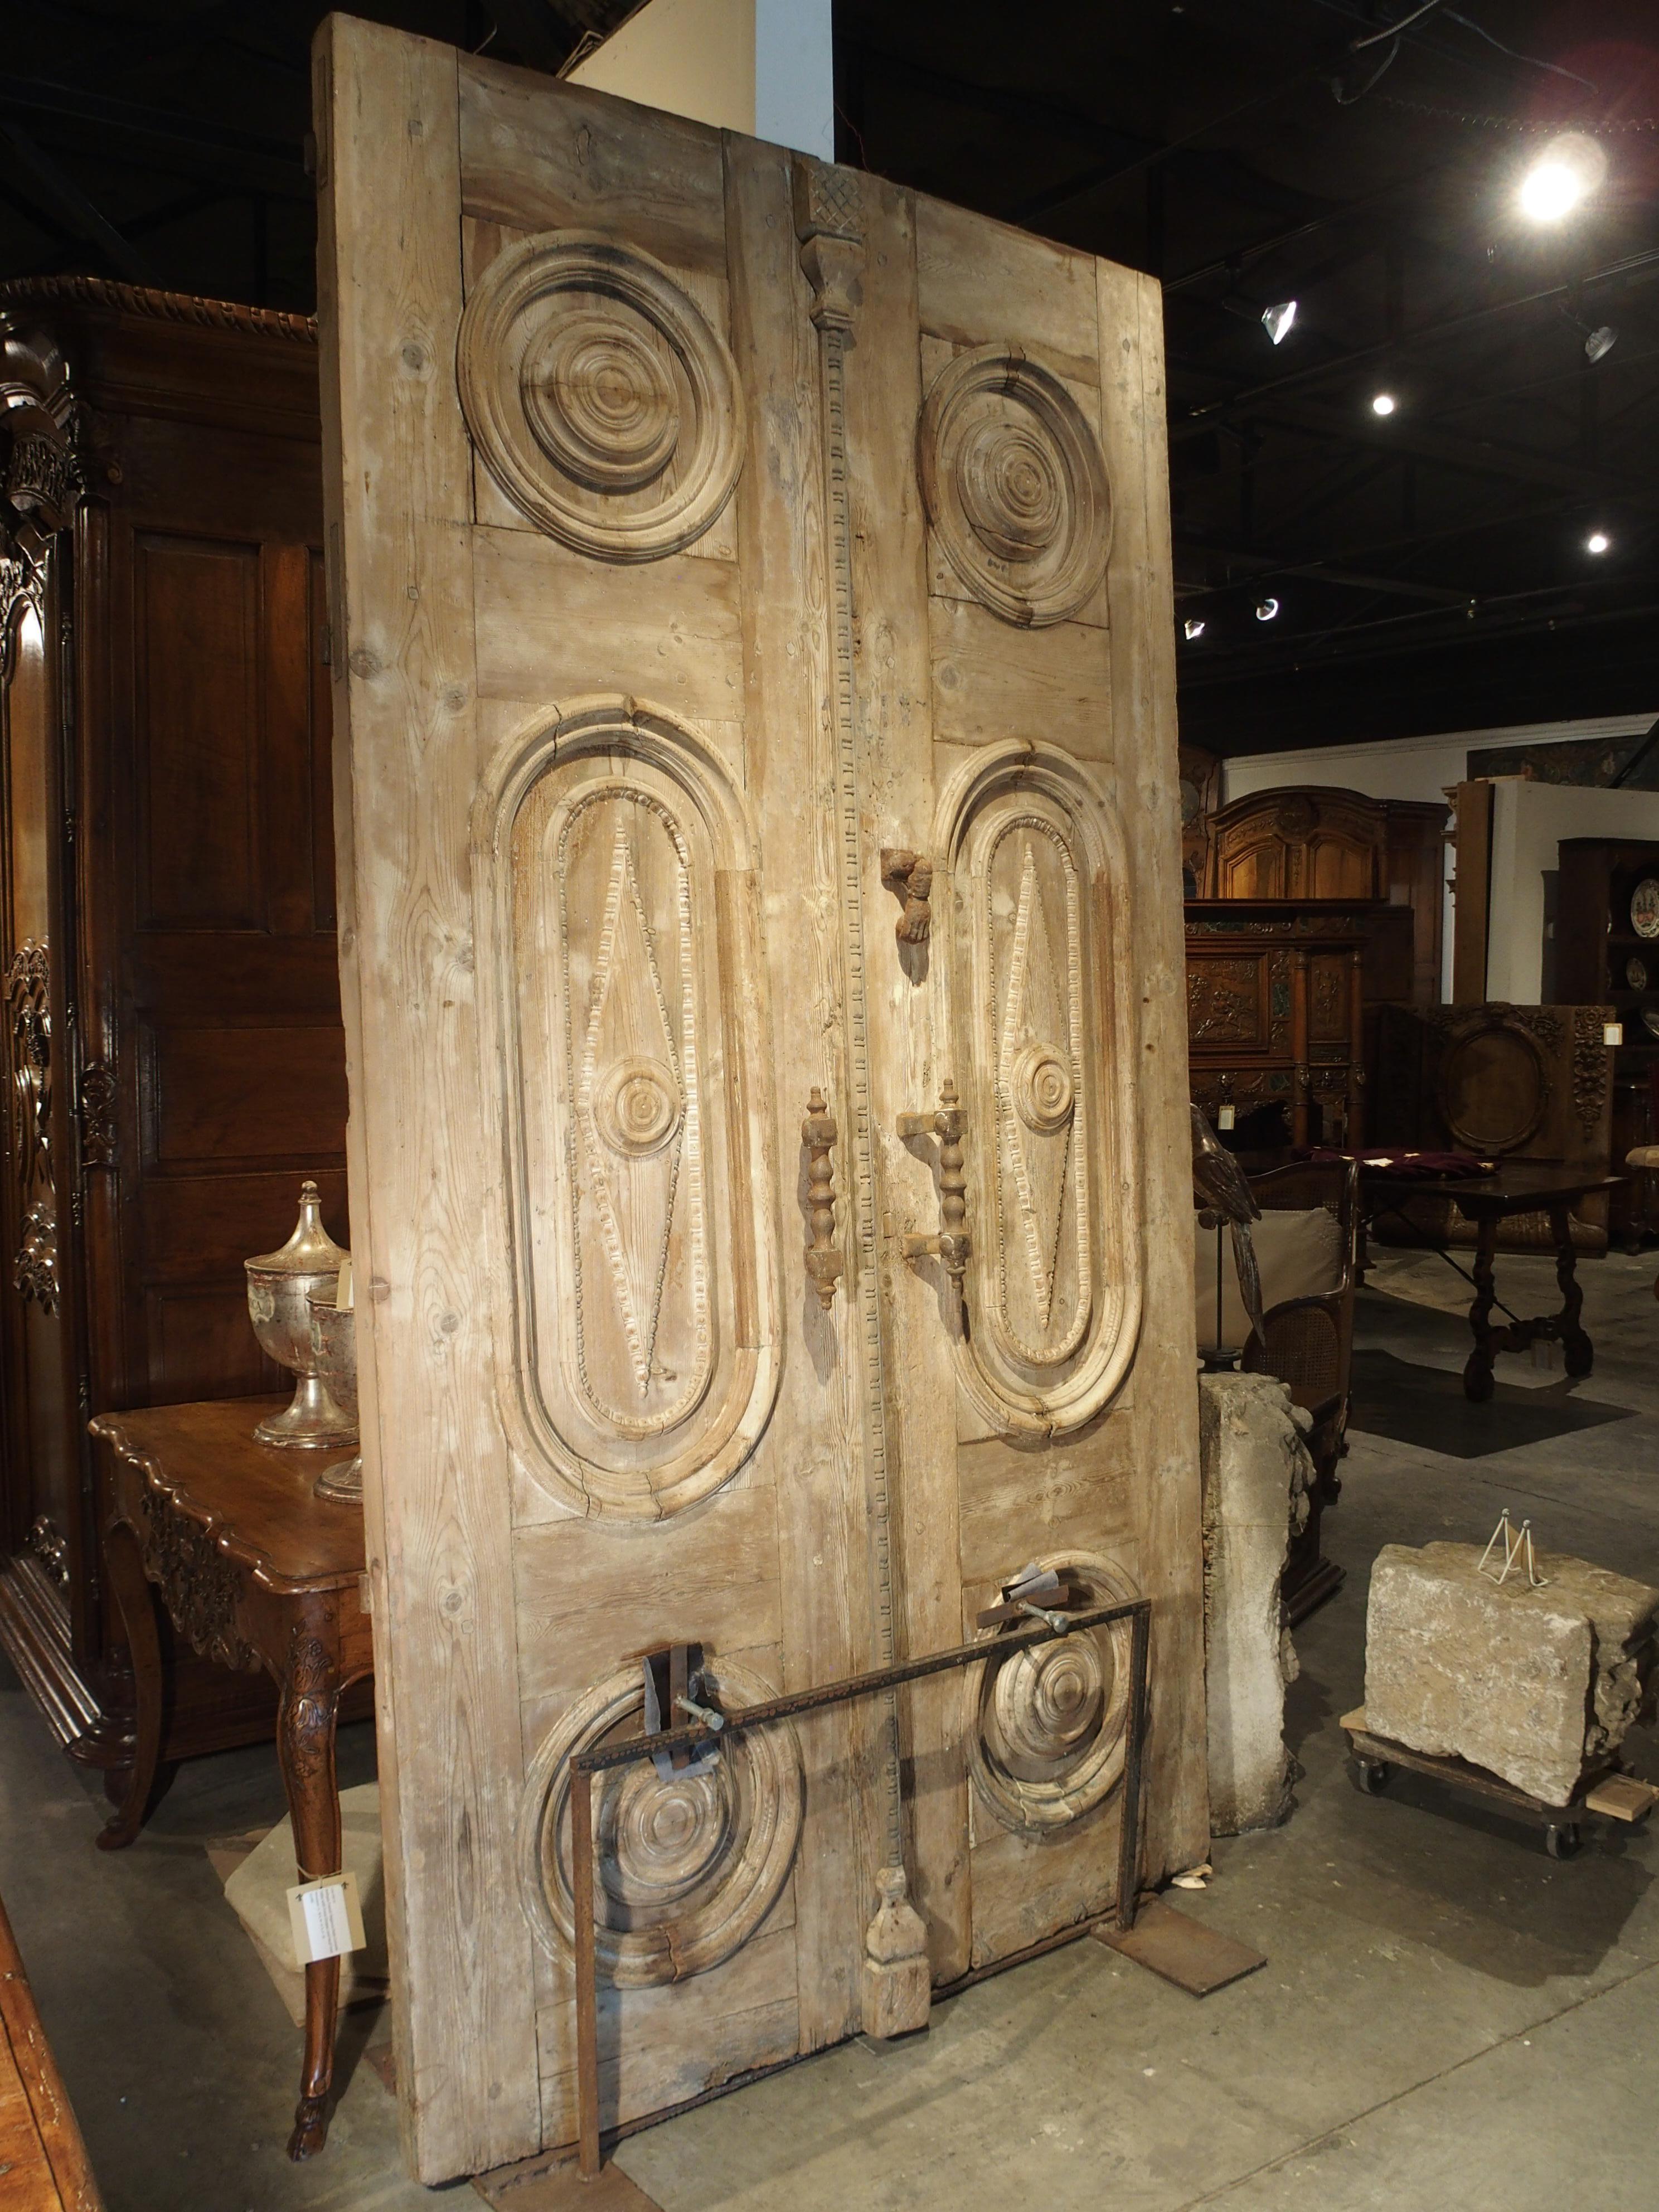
[1093,1896,1267,1995]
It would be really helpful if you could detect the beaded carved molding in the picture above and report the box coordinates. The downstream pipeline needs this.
[457,230,745,562]
[917,343,1110,628]
[472,697,779,1520]
[518,1656,803,1986]
[930,740,1142,1437]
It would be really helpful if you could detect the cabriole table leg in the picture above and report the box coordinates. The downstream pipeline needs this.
[277,1620,344,2161]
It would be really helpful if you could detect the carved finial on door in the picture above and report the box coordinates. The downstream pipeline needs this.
[860,1865,931,2039]
[881,849,934,945]
[802,1088,844,1309]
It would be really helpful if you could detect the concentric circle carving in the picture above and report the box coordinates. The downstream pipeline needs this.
[1011,1042,1074,1136]
[969,1551,1139,1833]
[595,1054,682,1158]
[458,231,745,562]
[518,1657,803,1986]
[917,345,1110,627]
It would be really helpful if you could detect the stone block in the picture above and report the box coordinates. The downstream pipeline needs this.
[1201,1373,1313,1836]
[1365,1541,1659,1807]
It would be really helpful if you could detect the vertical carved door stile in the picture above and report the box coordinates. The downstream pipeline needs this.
[794,166,903,1880]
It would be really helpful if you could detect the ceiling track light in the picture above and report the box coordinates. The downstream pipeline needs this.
[1261,300,1297,346]
[1183,617,1207,640]
[1587,531,1611,555]
[1519,133,1608,224]
[1255,598,1280,622]
[1559,307,1619,365]
[1370,392,1397,416]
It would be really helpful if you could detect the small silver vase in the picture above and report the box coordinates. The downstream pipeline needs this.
[308,1292,362,1504]
[245,1181,356,1449]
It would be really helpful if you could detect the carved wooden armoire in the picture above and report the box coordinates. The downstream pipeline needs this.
[318,16,1203,2182]
[0,280,347,1783]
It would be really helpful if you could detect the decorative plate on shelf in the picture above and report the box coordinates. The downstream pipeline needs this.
[1645,1008,1659,1041]
[1628,955,1650,991]
[1633,879,1659,939]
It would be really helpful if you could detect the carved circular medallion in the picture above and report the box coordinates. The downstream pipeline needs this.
[917,345,1110,627]
[595,1054,682,1157]
[969,1551,1138,1834]
[518,1657,803,1986]
[457,231,745,562]
[1011,1042,1075,1136]
[1436,1021,1548,1154]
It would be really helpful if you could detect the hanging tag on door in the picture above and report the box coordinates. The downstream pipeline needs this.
[287,1871,367,1965]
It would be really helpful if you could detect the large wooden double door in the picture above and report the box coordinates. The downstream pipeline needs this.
[317,17,1201,2182]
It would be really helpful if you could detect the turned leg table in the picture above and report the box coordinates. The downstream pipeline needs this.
[88,1398,372,2161]
[1359,1165,1623,1402]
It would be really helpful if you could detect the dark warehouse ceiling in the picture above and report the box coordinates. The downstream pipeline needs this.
[3,1,1656,755]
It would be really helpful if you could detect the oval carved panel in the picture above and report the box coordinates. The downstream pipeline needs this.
[518,1657,803,1985]
[457,230,745,561]
[932,741,1141,1437]
[916,344,1111,628]
[969,1551,1139,1833]
[473,698,779,1519]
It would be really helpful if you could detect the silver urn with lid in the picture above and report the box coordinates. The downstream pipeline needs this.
[245,1180,357,1449]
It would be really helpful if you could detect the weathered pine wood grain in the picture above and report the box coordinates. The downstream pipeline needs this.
[843,171,972,1982]
[314,16,541,2180]
[1097,256,1209,1882]
[724,131,870,2051]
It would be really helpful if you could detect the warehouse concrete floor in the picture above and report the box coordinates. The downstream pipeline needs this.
[2,1245,1657,2211]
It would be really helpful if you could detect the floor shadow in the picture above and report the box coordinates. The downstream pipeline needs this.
[1348,1348,1632,1458]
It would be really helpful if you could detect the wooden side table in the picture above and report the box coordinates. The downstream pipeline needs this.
[88,1399,372,2162]
[1361,1166,1624,1401]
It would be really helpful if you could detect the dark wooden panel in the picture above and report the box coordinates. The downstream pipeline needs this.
[1187,952,1271,1051]
[144,1285,280,1403]
[137,1168,349,1273]
[135,533,261,929]
[141,1021,347,1173]
[128,930,343,1015]
[109,414,324,537]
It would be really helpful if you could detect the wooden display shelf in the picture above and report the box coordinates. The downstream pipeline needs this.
[1340,1707,1659,1859]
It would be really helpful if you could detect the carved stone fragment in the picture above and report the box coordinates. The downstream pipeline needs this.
[1200,1374,1312,1835]
[1365,1541,1659,1805]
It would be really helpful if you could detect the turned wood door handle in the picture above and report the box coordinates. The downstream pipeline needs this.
[898,1079,971,1288]
[802,1088,845,1308]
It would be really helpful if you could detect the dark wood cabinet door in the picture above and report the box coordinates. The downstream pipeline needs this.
[93,473,346,1408]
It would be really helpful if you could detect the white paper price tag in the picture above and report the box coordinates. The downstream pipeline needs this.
[287,1871,367,1966]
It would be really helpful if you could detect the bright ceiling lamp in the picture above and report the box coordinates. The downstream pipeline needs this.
[1584,324,1618,363]
[1587,531,1611,555]
[1371,392,1397,415]
[1261,300,1298,345]
[1518,133,1607,223]
[1184,617,1207,639]
[1255,597,1280,621]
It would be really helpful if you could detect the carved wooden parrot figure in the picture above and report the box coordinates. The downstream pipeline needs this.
[1189,1103,1265,1349]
